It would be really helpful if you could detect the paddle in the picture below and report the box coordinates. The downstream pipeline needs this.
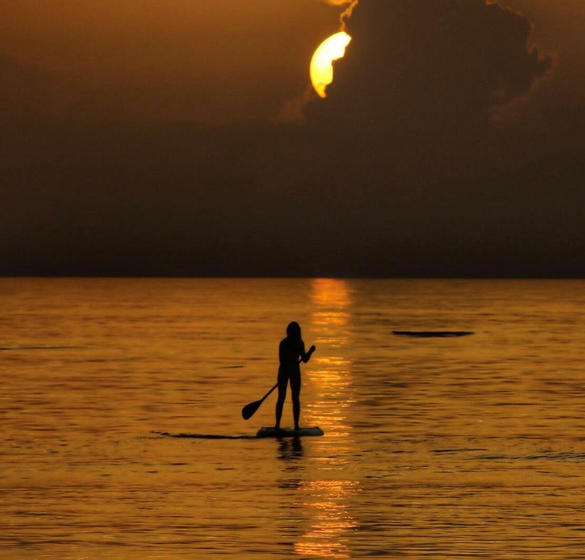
[241,383,278,420]
[242,355,310,421]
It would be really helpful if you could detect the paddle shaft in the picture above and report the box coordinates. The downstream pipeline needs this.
[256,356,303,405]
[241,356,310,420]
[241,382,278,420]
[260,383,278,403]
[258,355,308,401]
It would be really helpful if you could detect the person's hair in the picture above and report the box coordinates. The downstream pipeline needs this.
[286,321,301,340]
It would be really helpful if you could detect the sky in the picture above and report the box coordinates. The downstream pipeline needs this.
[2,0,585,276]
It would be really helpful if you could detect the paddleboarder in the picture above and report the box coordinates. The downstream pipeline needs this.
[275,321,316,431]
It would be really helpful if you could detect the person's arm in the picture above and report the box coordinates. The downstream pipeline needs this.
[300,341,316,363]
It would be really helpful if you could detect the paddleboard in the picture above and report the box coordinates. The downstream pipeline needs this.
[256,426,324,438]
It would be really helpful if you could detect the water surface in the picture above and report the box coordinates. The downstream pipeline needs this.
[2,278,585,559]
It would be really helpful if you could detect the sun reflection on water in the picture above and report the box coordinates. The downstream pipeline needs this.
[295,480,360,559]
[306,279,354,436]
[292,279,359,558]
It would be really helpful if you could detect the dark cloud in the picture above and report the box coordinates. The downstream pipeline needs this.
[308,0,551,138]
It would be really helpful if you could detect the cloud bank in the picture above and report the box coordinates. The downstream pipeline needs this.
[308,0,551,138]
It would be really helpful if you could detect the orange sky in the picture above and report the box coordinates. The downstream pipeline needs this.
[1,0,583,123]
[1,0,341,122]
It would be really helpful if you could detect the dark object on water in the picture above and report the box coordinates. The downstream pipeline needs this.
[154,431,255,440]
[393,331,474,338]
[152,428,324,439]
[256,426,324,438]
[242,383,278,420]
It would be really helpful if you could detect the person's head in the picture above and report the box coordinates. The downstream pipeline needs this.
[286,321,301,340]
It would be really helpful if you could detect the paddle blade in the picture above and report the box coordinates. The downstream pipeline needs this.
[241,399,262,420]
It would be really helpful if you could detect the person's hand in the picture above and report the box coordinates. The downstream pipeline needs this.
[309,345,316,353]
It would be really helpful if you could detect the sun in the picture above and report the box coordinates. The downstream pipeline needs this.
[310,31,352,98]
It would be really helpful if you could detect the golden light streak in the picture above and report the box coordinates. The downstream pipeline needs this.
[292,280,358,557]
[295,480,360,559]
[306,278,354,438]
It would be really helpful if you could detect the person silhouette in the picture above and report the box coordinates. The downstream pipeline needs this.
[275,321,316,431]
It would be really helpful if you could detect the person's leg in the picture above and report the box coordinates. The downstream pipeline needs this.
[291,372,301,430]
[275,373,288,429]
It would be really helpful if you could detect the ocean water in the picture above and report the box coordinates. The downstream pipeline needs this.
[2,278,585,559]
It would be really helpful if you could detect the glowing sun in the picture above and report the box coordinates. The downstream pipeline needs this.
[310,31,351,98]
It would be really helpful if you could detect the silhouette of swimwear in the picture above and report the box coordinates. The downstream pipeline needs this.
[275,322,316,431]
